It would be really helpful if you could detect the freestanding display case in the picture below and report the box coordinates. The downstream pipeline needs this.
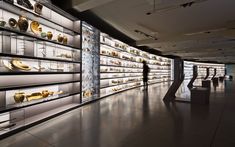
[184,61,225,80]
[82,22,100,102]
[0,0,81,137]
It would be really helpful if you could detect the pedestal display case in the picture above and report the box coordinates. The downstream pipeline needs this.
[184,61,225,79]
[0,0,81,136]
[82,22,100,102]
[100,33,172,97]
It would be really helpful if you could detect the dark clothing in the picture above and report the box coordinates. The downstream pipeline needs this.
[143,64,150,81]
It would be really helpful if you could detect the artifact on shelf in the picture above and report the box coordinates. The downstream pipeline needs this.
[25,90,62,102]
[49,67,64,72]
[2,60,13,70]
[17,0,34,10]
[8,18,17,28]
[101,50,107,55]
[47,31,53,40]
[33,65,46,71]
[111,51,119,57]
[112,87,121,92]
[26,92,43,101]
[83,90,92,98]
[34,2,43,14]
[142,53,149,59]
[110,60,121,66]
[11,59,31,71]
[18,16,29,32]
[41,32,47,38]
[56,53,72,59]
[14,92,25,103]
[152,56,157,60]
[30,21,41,35]
[111,80,119,84]
[63,35,68,44]
[53,91,63,95]
[101,68,108,72]
[122,55,130,60]
[57,34,64,43]
[42,90,52,98]
[0,20,6,27]
[83,47,91,52]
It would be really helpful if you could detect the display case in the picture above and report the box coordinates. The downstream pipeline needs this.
[0,0,81,136]
[100,33,172,97]
[184,61,225,79]
[82,22,100,102]
[148,54,171,84]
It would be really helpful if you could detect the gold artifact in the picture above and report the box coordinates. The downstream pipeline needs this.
[26,92,43,101]
[63,35,68,44]
[57,34,63,43]
[11,59,31,71]
[83,90,92,98]
[30,21,41,35]
[47,31,53,40]
[14,92,25,103]
[42,90,50,98]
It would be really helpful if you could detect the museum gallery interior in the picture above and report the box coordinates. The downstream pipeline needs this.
[0,0,235,147]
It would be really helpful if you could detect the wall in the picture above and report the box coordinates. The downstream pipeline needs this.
[226,64,235,77]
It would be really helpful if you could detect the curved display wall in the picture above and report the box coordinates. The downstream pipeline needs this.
[0,0,81,136]
[99,33,172,97]
[0,0,174,137]
[184,61,225,79]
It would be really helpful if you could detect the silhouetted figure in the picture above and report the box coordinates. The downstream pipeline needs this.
[143,61,150,90]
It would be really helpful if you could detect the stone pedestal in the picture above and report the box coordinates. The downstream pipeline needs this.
[202,80,211,89]
[191,87,210,105]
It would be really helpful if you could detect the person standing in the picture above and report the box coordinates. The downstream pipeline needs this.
[143,61,150,90]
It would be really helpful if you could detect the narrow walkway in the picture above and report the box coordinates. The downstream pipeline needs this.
[0,81,234,147]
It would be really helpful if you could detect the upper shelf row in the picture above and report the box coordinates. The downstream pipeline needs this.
[0,0,80,34]
[100,33,172,63]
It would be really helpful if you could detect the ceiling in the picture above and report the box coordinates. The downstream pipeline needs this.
[54,0,235,63]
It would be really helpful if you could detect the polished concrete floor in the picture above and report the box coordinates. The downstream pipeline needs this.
[0,80,235,147]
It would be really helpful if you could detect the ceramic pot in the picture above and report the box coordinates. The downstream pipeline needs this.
[18,16,29,32]
[41,32,47,38]
[34,2,43,14]
[14,92,25,103]
[47,31,53,40]
[57,34,63,43]
[8,18,17,28]
[63,35,68,44]
[0,20,6,27]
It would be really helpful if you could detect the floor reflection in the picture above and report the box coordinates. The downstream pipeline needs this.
[0,80,233,147]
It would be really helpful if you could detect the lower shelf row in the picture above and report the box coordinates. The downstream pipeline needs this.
[0,94,80,136]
